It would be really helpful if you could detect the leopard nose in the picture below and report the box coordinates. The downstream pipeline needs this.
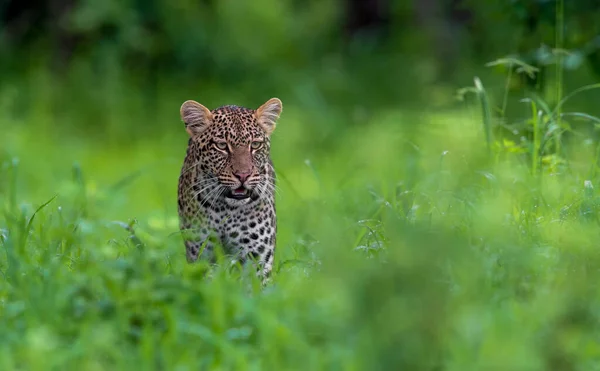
[233,171,251,183]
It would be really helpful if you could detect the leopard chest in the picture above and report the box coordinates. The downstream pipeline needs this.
[206,199,276,257]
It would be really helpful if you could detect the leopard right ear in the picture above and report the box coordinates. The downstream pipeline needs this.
[180,100,213,137]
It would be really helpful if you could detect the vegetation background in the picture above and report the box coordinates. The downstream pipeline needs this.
[2,0,600,369]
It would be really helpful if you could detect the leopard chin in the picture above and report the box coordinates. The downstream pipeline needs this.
[223,186,260,206]
[224,197,253,207]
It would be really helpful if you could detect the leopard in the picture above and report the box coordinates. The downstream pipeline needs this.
[177,97,283,282]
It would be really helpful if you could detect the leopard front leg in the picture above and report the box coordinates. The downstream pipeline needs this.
[181,225,216,263]
[184,239,215,263]
[239,233,276,284]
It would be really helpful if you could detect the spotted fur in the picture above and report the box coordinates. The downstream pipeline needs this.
[177,98,282,281]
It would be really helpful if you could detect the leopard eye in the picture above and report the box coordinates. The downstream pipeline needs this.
[251,141,263,150]
[214,142,228,151]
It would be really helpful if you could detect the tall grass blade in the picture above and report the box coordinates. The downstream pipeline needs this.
[474,77,493,155]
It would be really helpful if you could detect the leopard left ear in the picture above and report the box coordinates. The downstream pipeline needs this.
[255,98,282,135]
[180,100,213,137]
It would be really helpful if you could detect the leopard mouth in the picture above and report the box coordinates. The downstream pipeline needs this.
[226,186,251,200]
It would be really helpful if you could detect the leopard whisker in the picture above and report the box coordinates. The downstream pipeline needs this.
[260,179,280,199]
[183,177,219,196]
[188,183,223,224]
[263,182,281,198]
[189,180,221,202]
[202,182,225,209]
[208,185,226,212]
[191,183,219,202]
[258,182,275,210]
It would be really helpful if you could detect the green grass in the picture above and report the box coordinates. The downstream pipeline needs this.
[2,63,600,370]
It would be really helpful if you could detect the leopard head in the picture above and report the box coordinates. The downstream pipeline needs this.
[180,98,282,206]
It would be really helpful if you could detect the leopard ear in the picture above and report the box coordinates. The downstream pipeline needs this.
[180,100,213,137]
[255,98,282,135]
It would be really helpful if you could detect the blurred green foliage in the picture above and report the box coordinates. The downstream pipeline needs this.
[2,0,600,369]
[1,0,599,114]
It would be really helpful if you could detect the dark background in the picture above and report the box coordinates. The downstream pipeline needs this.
[2,0,600,122]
